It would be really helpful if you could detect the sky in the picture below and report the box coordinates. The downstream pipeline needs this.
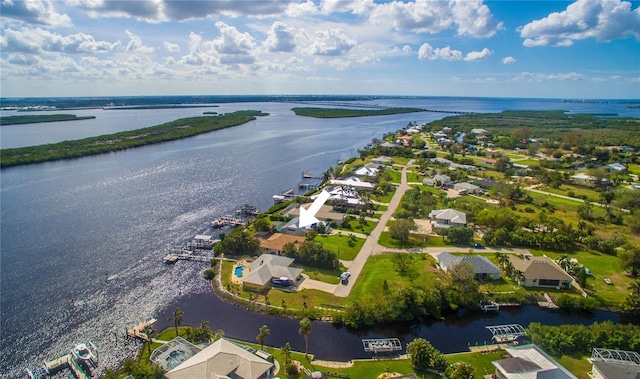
[0,0,639,99]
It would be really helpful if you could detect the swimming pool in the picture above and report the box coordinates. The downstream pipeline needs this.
[234,266,245,277]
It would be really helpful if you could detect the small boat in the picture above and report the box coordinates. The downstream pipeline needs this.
[603,277,613,285]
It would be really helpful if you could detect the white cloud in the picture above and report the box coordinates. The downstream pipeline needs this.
[501,56,516,64]
[0,27,121,54]
[306,28,357,56]
[451,0,504,38]
[511,71,586,82]
[320,0,376,15]
[464,47,491,61]
[70,0,286,21]
[125,30,155,53]
[370,0,502,38]
[164,41,180,53]
[417,42,461,61]
[519,0,640,47]
[328,58,352,71]
[264,21,297,52]
[1,0,72,27]
[211,22,257,65]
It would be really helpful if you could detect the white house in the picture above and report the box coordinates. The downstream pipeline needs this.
[453,182,482,194]
[428,208,466,229]
[354,165,379,177]
[330,177,375,189]
[423,174,451,187]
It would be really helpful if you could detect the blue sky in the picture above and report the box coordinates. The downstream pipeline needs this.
[1,0,638,99]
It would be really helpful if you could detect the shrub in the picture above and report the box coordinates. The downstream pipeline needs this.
[203,269,215,280]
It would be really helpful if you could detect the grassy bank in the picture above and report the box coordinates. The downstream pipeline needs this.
[292,107,424,118]
[0,114,96,125]
[0,110,267,168]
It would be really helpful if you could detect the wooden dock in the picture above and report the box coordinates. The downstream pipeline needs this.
[538,293,559,310]
[127,318,157,341]
[211,215,246,228]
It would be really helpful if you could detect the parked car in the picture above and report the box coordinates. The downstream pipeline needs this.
[340,272,351,280]
[471,243,485,249]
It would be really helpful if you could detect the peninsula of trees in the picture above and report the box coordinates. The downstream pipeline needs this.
[292,107,424,118]
[0,114,96,125]
[0,110,268,168]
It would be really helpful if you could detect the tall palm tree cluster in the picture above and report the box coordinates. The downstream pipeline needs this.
[495,252,525,283]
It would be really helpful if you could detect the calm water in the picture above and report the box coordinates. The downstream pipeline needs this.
[0,98,635,378]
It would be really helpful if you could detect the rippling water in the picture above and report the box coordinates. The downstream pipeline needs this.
[1,98,636,378]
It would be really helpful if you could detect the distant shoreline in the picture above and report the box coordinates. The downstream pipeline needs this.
[0,110,267,168]
[0,114,96,125]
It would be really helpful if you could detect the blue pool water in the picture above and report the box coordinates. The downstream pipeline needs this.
[234,266,245,277]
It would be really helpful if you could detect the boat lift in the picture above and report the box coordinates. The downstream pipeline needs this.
[362,338,402,354]
[485,324,526,343]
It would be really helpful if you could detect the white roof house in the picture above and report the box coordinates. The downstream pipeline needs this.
[165,338,274,379]
[492,344,577,379]
[330,177,375,189]
[354,165,379,177]
[428,209,466,228]
[454,182,481,194]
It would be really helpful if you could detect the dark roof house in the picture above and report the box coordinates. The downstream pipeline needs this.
[437,252,501,280]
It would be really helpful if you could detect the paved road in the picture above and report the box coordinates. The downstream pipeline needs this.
[524,186,629,213]
[333,160,414,297]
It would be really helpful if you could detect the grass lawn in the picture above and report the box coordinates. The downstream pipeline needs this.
[392,157,412,165]
[554,355,592,379]
[386,169,402,184]
[378,231,429,249]
[334,218,377,236]
[628,163,640,175]
[315,358,440,379]
[515,159,540,166]
[446,350,504,379]
[348,253,439,301]
[316,234,366,261]
[529,249,632,306]
[407,171,422,183]
[538,184,601,202]
[372,191,394,204]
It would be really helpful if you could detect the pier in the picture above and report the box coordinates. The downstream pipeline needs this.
[127,318,157,342]
[211,215,246,228]
[272,188,296,203]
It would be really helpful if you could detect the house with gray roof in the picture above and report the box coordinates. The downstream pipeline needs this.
[428,208,466,229]
[165,338,274,379]
[508,255,573,289]
[454,182,482,194]
[436,252,501,281]
[423,174,450,187]
[241,254,303,291]
[492,344,577,379]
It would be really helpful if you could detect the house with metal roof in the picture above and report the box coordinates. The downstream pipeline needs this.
[436,252,501,281]
[492,344,577,379]
[428,208,466,229]
[241,254,303,291]
[590,348,640,379]
[165,338,274,379]
[508,255,573,289]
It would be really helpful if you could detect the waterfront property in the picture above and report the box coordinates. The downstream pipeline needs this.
[165,338,274,379]
[150,337,201,372]
[508,256,574,289]
[492,344,577,379]
[436,252,501,281]
[257,233,306,255]
[590,348,640,379]
[283,204,346,227]
[241,254,303,291]
[428,208,467,229]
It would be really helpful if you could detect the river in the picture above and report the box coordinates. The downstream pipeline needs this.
[0,97,635,378]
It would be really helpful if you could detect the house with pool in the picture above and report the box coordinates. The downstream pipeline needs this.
[238,254,303,292]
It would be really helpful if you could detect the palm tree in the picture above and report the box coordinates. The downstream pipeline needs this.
[282,342,292,364]
[256,325,270,351]
[504,261,515,278]
[142,325,154,355]
[168,308,184,337]
[495,252,509,269]
[299,317,312,358]
[199,320,212,342]
[512,269,526,285]
[213,329,225,341]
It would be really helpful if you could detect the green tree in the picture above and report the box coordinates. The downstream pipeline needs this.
[620,248,640,277]
[406,338,447,372]
[285,361,300,378]
[256,324,270,351]
[168,308,184,337]
[299,317,312,358]
[448,361,476,379]
[389,218,416,244]
[142,325,154,356]
[391,254,415,276]
[281,342,292,364]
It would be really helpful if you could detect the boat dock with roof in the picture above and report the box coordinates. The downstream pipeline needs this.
[26,342,98,379]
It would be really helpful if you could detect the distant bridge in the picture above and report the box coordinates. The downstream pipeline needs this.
[286,100,473,114]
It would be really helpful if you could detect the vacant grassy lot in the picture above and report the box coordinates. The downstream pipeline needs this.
[334,218,378,236]
[316,234,366,261]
